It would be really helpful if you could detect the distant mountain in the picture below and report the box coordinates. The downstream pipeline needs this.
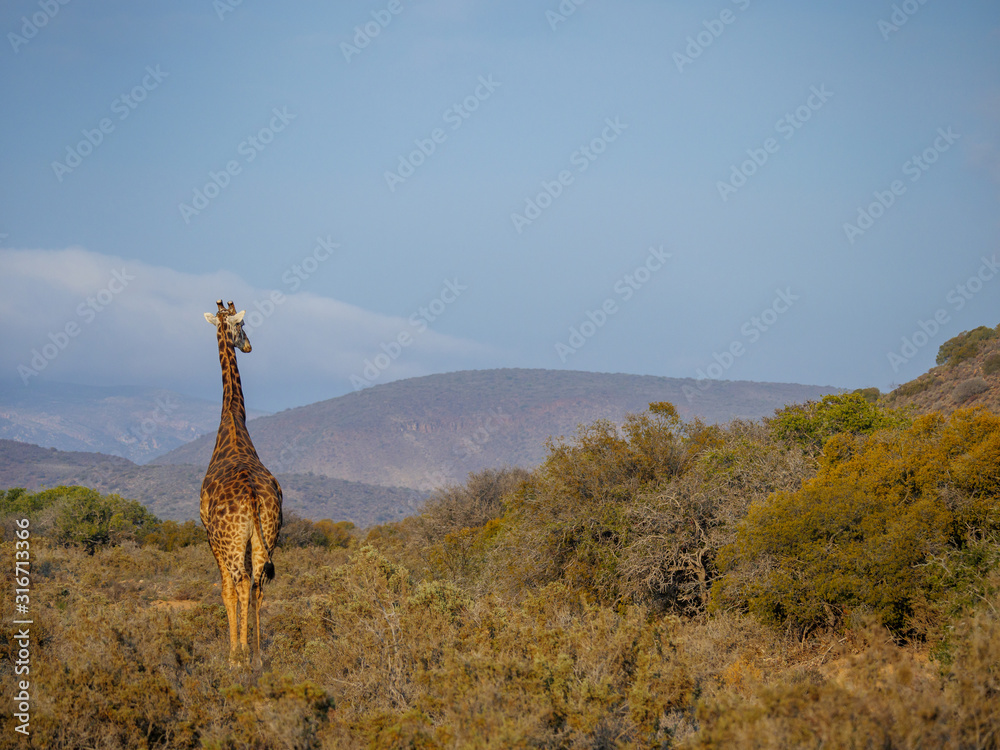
[0,440,423,526]
[0,381,268,463]
[155,368,841,490]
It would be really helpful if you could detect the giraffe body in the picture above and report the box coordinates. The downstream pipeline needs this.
[201,300,283,663]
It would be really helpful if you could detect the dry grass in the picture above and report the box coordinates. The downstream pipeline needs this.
[1,534,997,749]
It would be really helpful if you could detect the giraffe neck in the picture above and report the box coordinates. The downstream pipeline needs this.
[212,324,250,456]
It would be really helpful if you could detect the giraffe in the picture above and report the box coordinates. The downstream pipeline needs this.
[201,300,283,664]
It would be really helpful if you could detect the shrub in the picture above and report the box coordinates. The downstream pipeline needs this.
[937,325,997,366]
[715,407,1000,637]
[411,467,529,585]
[482,404,687,604]
[768,392,909,452]
[482,412,815,613]
[892,376,936,399]
[38,486,160,553]
[984,353,1000,377]
[277,511,356,549]
[143,519,207,551]
[0,487,40,516]
[618,421,815,615]
[954,377,990,404]
[685,612,1000,749]
[852,387,881,403]
[419,467,529,543]
[714,481,951,635]
[313,519,356,549]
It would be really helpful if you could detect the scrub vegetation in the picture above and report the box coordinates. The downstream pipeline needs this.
[1,331,999,748]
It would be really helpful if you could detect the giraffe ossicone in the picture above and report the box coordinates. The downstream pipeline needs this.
[200,298,282,664]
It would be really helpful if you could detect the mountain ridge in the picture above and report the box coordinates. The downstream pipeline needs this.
[154,368,842,489]
[0,439,423,526]
[0,381,269,463]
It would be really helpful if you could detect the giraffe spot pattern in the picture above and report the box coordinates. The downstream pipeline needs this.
[201,304,283,660]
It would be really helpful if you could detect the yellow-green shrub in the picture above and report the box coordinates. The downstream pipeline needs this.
[716,407,1000,636]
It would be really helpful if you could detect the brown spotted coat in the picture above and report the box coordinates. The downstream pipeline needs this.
[200,301,282,662]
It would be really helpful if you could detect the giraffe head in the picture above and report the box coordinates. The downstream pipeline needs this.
[204,299,252,353]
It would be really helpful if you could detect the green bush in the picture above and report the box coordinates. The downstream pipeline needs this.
[852,387,881,403]
[50,486,160,553]
[768,392,909,452]
[937,325,997,366]
[1,486,160,553]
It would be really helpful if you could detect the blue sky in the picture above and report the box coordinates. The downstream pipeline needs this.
[1,0,998,413]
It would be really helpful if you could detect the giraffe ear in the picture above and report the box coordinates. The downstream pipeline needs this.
[231,310,246,324]
[204,313,219,325]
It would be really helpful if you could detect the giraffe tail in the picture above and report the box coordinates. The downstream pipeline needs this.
[250,493,276,581]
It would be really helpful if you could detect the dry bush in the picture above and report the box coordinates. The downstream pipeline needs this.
[415,467,529,585]
[955,376,991,404]
[619,420,815,615]
[486,418,815,614]
[277,511,328,548]
[984,353,1000,377]
[682,606,1000,749]
[419,467,530,540]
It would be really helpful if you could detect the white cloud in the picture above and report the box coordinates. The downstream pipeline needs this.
[0,247,495,409]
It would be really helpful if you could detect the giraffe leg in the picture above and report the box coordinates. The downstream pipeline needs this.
[236,575,252,660]
[220,572,241,663]
[249,524,272,664]
[254,577,264,664]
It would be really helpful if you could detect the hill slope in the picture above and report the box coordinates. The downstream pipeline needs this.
[0,440,423,526]
[886,324,1000,415]
[0,381,268,463]
[155,368,840,489]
